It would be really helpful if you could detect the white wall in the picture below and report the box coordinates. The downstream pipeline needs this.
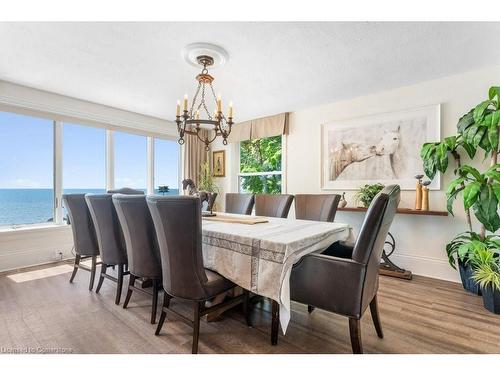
[214,65,500,283]
[0,81,178,273]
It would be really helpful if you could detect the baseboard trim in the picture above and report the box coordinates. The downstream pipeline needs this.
[389,252,460,283]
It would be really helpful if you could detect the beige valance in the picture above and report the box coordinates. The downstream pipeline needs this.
[227,112,289,143]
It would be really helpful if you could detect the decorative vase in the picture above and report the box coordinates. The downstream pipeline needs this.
[415,180,422,210]
[422,186,429,211]
[481,286,500,314]
[339,192,347,208]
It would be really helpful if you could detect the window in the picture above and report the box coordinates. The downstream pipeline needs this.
[154,138,180,195]
[63,123,106,194]
[239,135,282,194]
[0,111,54,226]
[114,131,147,192]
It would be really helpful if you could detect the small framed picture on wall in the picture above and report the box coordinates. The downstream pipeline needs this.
[212,150,226,177]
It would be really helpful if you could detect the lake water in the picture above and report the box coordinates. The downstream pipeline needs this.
[0,188,179,227]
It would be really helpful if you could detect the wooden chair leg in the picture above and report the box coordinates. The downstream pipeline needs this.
[69,254,80,283]
[348,318,363,354]
[151,279,159,324]
[95,263,107,294]
[243,290,253,327]
[271,300,279,346]
[115,264,124,305]
[369,295,384,338]
[155,292,170,336]
[307,305,315,314]
[89,256,97,291]
[123,274,136,309]
[192,301,202,354]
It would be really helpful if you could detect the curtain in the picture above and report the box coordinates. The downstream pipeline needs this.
[227,112,289,143]
[182,129,209,189]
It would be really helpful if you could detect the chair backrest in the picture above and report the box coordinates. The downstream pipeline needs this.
[113,194,161,279]
[85,194,127,265]
[225,193,255,215]
[294,194,341,222]
[62,194,99,257]
[107,187,145,195]
[352,185,400,310]
[146,195,209,300]
[254,194,294,218]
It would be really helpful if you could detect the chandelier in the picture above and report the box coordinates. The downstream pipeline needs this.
[176,55,233,150]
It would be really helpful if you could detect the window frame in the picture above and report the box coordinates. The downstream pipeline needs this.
[0,106,181,231]
[237,134,287,194]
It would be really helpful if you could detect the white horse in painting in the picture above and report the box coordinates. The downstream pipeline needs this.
[330,126,402,181]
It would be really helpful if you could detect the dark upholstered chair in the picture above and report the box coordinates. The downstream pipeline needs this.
[113,194,162,324]
[290,185,401,354]
[107,187,145,195]
[147,195,251,354]
[85,194,129,305]
[254,194,294,218]
[62,194,100,290]
[225,193,255,215]
[294,194,341,222]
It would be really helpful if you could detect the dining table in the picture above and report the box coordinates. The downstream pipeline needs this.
[201,212,352,343]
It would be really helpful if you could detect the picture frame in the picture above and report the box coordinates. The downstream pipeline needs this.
[212,150,226,177]
[321,104,441,190]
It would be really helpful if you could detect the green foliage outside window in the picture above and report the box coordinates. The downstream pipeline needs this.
[239,135,282,194]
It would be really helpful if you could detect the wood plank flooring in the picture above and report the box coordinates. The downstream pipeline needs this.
[0,261,499,354]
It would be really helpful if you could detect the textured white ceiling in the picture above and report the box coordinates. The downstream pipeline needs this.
[0,22,499,122]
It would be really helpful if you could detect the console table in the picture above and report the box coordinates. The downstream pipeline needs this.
[337,207,449,280]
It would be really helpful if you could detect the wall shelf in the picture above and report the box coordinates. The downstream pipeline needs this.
[338,207,449,216]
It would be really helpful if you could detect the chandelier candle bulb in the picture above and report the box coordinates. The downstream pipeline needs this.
[228,102,233,118]
[176,101,181,116]
[183,94,188,111]
[195,111,200,120]
[217,95,222,112]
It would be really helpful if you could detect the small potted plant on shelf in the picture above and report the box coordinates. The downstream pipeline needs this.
[355,183,385,208]
[470,244,500,314]
[420,86,500,298]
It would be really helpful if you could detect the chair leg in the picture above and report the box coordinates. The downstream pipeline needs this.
[89,256,97,291]
[369,295,384,339]
[192,301,202,354]
[115,264,124,305]
[348,318,363,354]
[155,293,170,336]
[95,263,107,294]
[307,305,315,314]
[243,290,253,327]
[271,300,279,346]
[151,279,159,324]
[123,274,136,309]
[69,254,80,283]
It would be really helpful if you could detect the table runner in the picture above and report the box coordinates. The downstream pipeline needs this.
[201,213,352,333]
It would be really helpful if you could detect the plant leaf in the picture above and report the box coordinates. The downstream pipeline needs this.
[473,185,500,233]
[457,109,475,134]
[458,165,484,182]
[474,100,494,123]
[489,86,500,101]
[462,182,481,210]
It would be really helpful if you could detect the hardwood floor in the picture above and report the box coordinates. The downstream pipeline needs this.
[1,261,500,354]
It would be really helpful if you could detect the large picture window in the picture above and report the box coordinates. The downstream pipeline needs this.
[114,131,147,192]
[0,111,54,227]
[154,138,180,195]
[63,123,106,194]
[239,135,282,194]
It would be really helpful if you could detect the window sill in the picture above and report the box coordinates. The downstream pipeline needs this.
[0,223,69,234]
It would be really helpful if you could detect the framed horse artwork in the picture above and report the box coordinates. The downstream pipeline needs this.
[321,104,441,190]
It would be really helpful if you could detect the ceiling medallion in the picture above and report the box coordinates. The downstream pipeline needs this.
[176,44,233,150]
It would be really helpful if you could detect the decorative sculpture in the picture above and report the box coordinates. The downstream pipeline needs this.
[414,174,424,210]
[339,192,347,208]
[181,178,217,213]
[421,180,431,211]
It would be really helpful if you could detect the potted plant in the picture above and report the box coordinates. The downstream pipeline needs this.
[470,245,500,314]
[420,86,500,296]
[355,183,385,208]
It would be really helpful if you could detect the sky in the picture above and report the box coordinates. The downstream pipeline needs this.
[0,111,179,189]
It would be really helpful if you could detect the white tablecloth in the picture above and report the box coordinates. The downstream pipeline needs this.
[201,213,352,333]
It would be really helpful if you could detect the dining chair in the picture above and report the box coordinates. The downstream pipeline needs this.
[254,194,294,218]
[225,193,255,215]
[85,194,129,305]
[289,185,401,354]
[107,187,145,195]
[294,194,341,222]
[146,195,251,354]
[112,194,162,324]
[62,194,100,290]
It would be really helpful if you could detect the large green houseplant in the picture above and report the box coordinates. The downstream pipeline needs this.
[421,86,500,300]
